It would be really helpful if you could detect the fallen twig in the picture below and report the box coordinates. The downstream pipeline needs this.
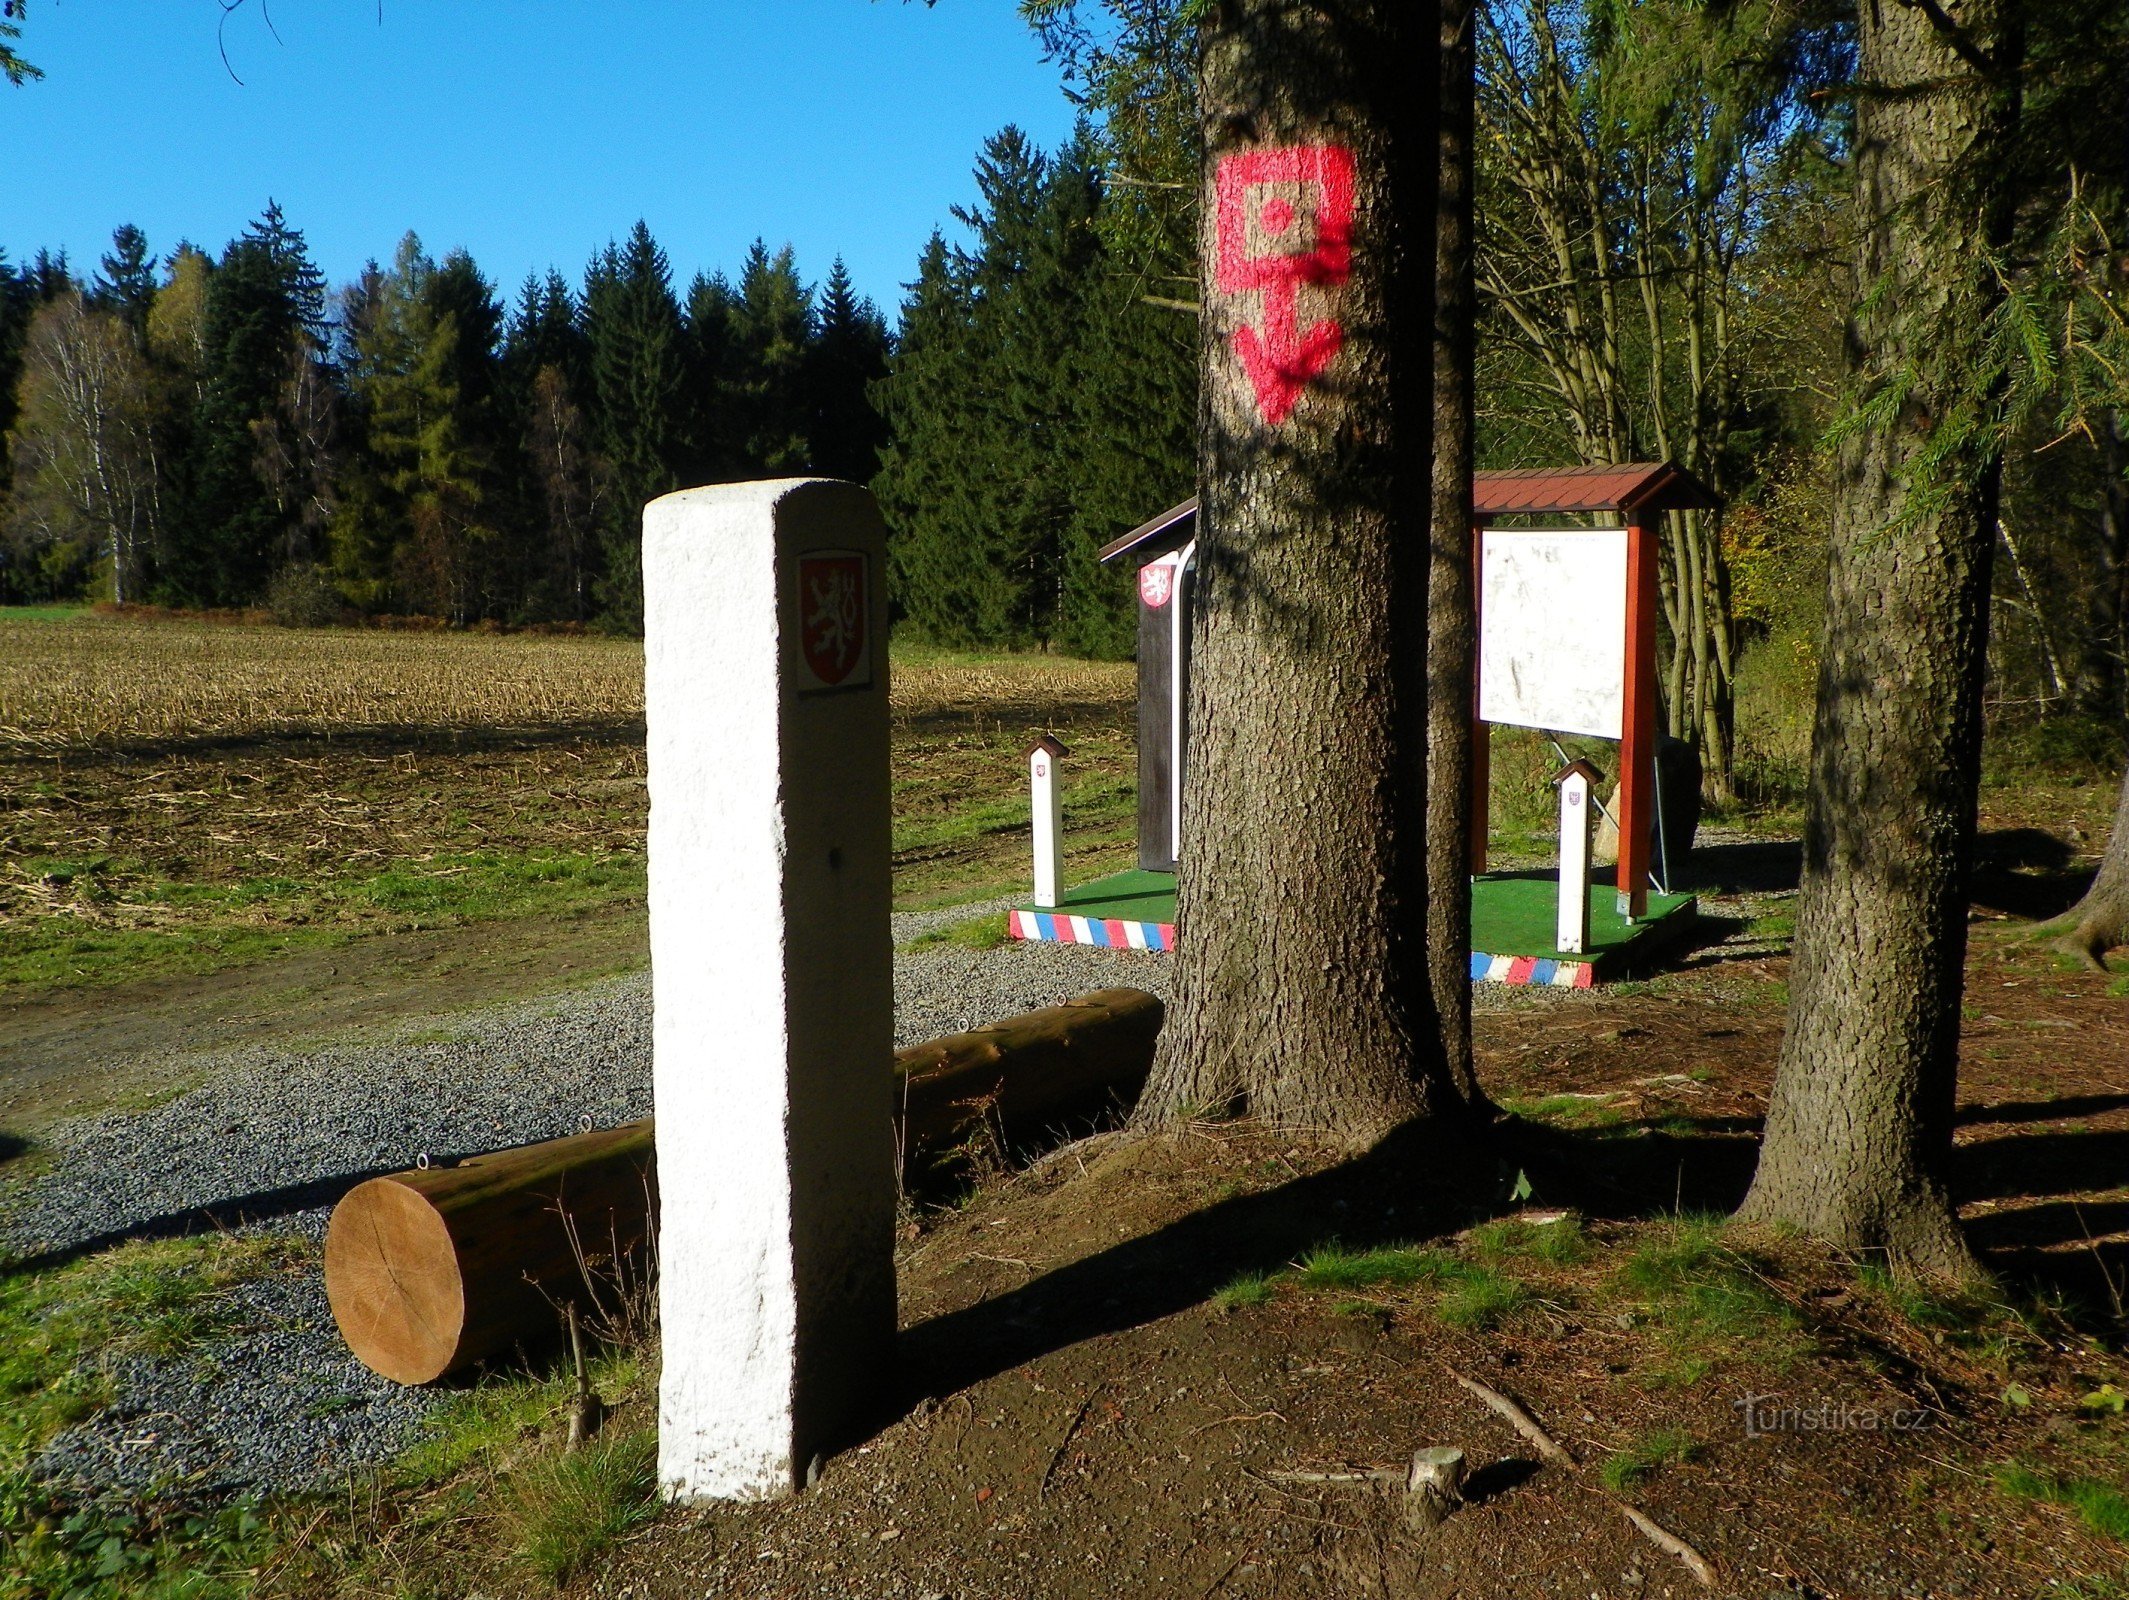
[1620,1503,1717,1588]
[1448,1370,1575,1467]
[1038,1394,1094,1498]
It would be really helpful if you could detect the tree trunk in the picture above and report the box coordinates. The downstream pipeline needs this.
[1736,0,2022,1278]
[1429,0,1485,1108]
[1137,0,1473,1140]
[2045,763,2129,968]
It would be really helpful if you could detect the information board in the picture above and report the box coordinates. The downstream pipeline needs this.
[1478,528,1629,740]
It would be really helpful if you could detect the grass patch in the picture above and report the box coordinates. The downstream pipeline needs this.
[0,1232,303,1463]
[1997,1462,2129,1543]
[1287,1242,1533,1330]
[904,911,1012,952]
[1612,1214,1803,1380]
[1469,1214,1590,1266]
[1211,1271,1276,1313]
[1504,1093,1626,1130]
[1435,1268,1533,1330]
[1294,1243,1460,1292]
[0,849,644,993]
[1599,1427,1701,1493]
[0,1232,305,1595]
[501,1426,660,1587]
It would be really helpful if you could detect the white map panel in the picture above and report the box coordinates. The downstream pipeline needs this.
[1479,528,1628,740]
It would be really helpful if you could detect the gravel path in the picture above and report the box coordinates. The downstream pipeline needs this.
[11,915,1169,1498]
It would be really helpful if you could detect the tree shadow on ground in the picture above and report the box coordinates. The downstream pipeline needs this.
[1676,838,1801,895]
[899,1098,2129,1416]
[0,1153,482,1279]
[19,719,650,770]
[1675,827,2093,920]
[901,1113,1761,1408]
[1969,828,2093,920]
[0,1132,30,1172]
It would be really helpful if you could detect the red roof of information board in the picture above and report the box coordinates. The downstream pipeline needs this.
[1472,461,1717,516]
[1098,462,1718,565]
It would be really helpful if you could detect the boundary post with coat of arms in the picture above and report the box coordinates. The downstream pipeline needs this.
[642,479,897,1502]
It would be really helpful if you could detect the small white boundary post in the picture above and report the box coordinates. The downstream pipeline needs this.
[1027,734,1067,908]
[1555,759,1601,955]
[644,479,896,1504]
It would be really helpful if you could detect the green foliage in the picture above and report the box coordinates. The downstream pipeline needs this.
[1294,1243,1460,1292]
[499,1428,660,1587]
[1996,1462,2129,1543]
[1,0,40,87]
[1435,1269,1534,1330]
[1211,1271,1275,1313]
[1469,1214,1591,1266]
[875,119,1190,656]
[1599,1428,1701,1493]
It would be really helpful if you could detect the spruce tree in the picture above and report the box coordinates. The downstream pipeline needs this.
[502,270,599,621]
[0,251,39,505]
[730,241,814,474]
[92,225,157,336]
[682,270,740,481]
[163,203,328,605]
[582,221,687,629]
[328,234,497,620]
[1056,233,1194,659]
[876,128,1083,648]
[503,270,588,407]
[423,249,517,615]
[806,258,892,486]
[871,231,994,640]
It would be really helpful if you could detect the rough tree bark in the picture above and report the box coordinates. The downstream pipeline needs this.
[2044,764,2129,968]
[1429,0,1486,1108]
[1136,0,1477,1139]
[1736,0,2023,1277]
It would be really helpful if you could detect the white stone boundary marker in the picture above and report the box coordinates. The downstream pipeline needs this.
[1026,734,1068,908]
[644,479,896,1503]
[1554,758,1602,955]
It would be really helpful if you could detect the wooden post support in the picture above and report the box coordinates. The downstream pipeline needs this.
[1469,517,1492,874]
[1617,512,1659,919]
[1554,758,1601,954]
[643,479,896,1503]
[1027,735,1068,908]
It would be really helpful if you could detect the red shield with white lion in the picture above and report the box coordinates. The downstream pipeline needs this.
[1139,561,1177,610]
[795,550,870,690]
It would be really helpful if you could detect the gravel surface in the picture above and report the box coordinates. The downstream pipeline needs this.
[10,914,1170,1497]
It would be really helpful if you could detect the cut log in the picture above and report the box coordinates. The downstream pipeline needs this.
[896,986,1164,1157]
[326,988,1163,1385]
[325,1121,656,1386]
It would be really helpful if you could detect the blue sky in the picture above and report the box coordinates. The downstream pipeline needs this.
[1,1,1081,318]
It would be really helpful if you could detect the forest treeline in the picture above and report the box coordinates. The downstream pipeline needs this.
[0,214,893,633]
[0,123,1191,654]
[6,0,2126,801]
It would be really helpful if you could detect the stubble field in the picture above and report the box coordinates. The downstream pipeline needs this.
[0,610,1138,996]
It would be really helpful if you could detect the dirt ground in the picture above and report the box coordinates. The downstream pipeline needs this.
[577,843,2129,1600]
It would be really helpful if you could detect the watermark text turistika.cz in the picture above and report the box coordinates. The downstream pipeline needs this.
[1735,1393,1932,1438]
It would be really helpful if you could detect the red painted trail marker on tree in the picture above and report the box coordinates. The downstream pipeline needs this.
[1213,144,1356,426]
